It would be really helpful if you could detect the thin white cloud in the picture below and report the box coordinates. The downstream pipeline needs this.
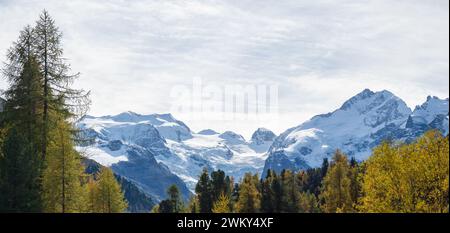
[0,0,448,138]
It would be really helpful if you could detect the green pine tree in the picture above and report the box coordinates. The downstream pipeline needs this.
[260,170,276,213]
[195,168,213,213]
[158,184,183,213]
[0,127,41,212]
[280,169,299,213]
[211,170,229,201]
[0,28,44,211]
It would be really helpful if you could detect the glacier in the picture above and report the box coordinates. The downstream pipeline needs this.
[77,112,276,195]
[75,89,449,201]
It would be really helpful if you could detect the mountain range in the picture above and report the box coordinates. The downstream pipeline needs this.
[76,89,449,207]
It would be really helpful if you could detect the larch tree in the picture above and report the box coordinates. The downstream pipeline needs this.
[33,10,90,160]
[298,191,320,213]
[359,131,449,213]
[234,173,261,213]
[212,193,231,213]
[31,10,90,213]
[86,177,100,212]
[41,120,87,213]
[320,150,353,213]
[92,167,127,213]
[186,196,200,213]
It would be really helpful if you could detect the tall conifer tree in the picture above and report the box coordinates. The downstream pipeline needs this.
[0,27,44,212]
[41,120,87,213]
[89,167,127,213]
[195,168,213,213]
[320,150,353,213]
[235,173,261,213]
[33,10,90,160]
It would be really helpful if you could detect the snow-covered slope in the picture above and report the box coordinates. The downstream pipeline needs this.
[262,89,449,177]
[77,113,276,192]
[81,111,192,142]
[76,89,448,196]
[165,130,271,189]
[251,128,276,146]
[406,96,449,135]
[77,112,192,201]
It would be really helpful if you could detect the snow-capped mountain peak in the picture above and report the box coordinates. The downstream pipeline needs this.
[406,96,449,135]
[197,129,219,135]
[251,128,276,145]
[75,89,448,202]
[77,113,271,192]
[219,131,246,144]
[338,89,411,126]
[339,88,376,111]
[109,111,142,122]
[263,89,447,177]
[302,89,411,136]
[410,96,449,125]
[80,112,192,142]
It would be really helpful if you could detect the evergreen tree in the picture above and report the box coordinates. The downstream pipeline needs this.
[321,158,329,179]
[0,10,95,213]
[305,167,323,197]
[271,172,283,212]
[158,200,172,213]
[195,168,213,213]
[230,183,240,212]
[224,175,233,198]
[0,26,44,212]
[349,157,361,206]
[168,185,183,213]
[320,150,353,213]
[260,170,276,213]
[211,170,228,201]
[158,185,183,213]
[280,169,299,212]
[0,128,41,212]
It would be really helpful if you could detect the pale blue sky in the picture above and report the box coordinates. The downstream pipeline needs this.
[0,0,448,138]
